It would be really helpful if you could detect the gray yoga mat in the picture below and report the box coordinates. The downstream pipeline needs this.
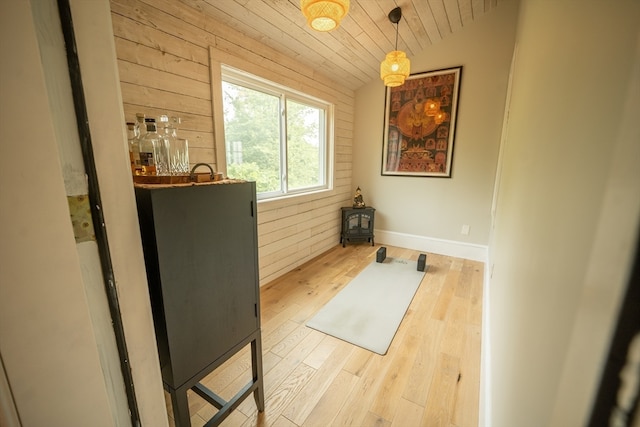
[306,257,426,355]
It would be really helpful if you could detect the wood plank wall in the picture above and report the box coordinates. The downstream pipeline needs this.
[110,0,354,285]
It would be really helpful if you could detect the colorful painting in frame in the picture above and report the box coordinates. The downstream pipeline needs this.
[382,66,462,177]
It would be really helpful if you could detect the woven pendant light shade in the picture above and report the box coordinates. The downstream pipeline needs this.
[381,7,410,87]
[301,0,350,32]
[380,50,411,87]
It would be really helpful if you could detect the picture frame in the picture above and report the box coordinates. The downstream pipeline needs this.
[381,66,462,177]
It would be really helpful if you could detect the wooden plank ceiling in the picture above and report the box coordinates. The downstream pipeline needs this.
[177,0,502,90]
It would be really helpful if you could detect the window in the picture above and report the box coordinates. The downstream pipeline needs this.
[221,66,332,200]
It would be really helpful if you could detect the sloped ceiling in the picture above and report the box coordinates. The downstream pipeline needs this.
[178,0,504,91]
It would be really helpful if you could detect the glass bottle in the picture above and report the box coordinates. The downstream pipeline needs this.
[135,113,147,141]
[173,137,190,175]
[133,113,147,175]
[176,116,190,174]
[139,118,159,176]
[166,116,189,175]
[126,121,142,175]
[156,115,172,176]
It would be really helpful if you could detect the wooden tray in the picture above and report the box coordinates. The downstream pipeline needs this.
[132,163,223,184]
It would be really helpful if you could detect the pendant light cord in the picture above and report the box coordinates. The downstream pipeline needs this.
[388,7,402,51]
[395,22,399,51]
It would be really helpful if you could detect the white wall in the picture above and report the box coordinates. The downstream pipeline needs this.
[70,0,169,424]
[353,1,520,260]
[0,1,119,425]
[488,1,640,425]
[0,0,168,425]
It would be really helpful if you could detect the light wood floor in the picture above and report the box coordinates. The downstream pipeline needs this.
[166,243,484,427]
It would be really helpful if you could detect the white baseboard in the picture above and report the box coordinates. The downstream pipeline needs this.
[480,261,492,427]
[374,229,488,262]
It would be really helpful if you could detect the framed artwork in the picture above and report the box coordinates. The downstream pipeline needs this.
[382,66,462,177]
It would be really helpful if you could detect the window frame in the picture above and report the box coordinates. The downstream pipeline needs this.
[220,65,334,201]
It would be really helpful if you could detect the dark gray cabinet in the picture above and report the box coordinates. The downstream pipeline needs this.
[135,181,264,426]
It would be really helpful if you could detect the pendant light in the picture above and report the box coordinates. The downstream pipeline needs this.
[301,0,350,32]
[380,7,410,87]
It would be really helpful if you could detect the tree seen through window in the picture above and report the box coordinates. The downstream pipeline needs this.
[221,68,329,199]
